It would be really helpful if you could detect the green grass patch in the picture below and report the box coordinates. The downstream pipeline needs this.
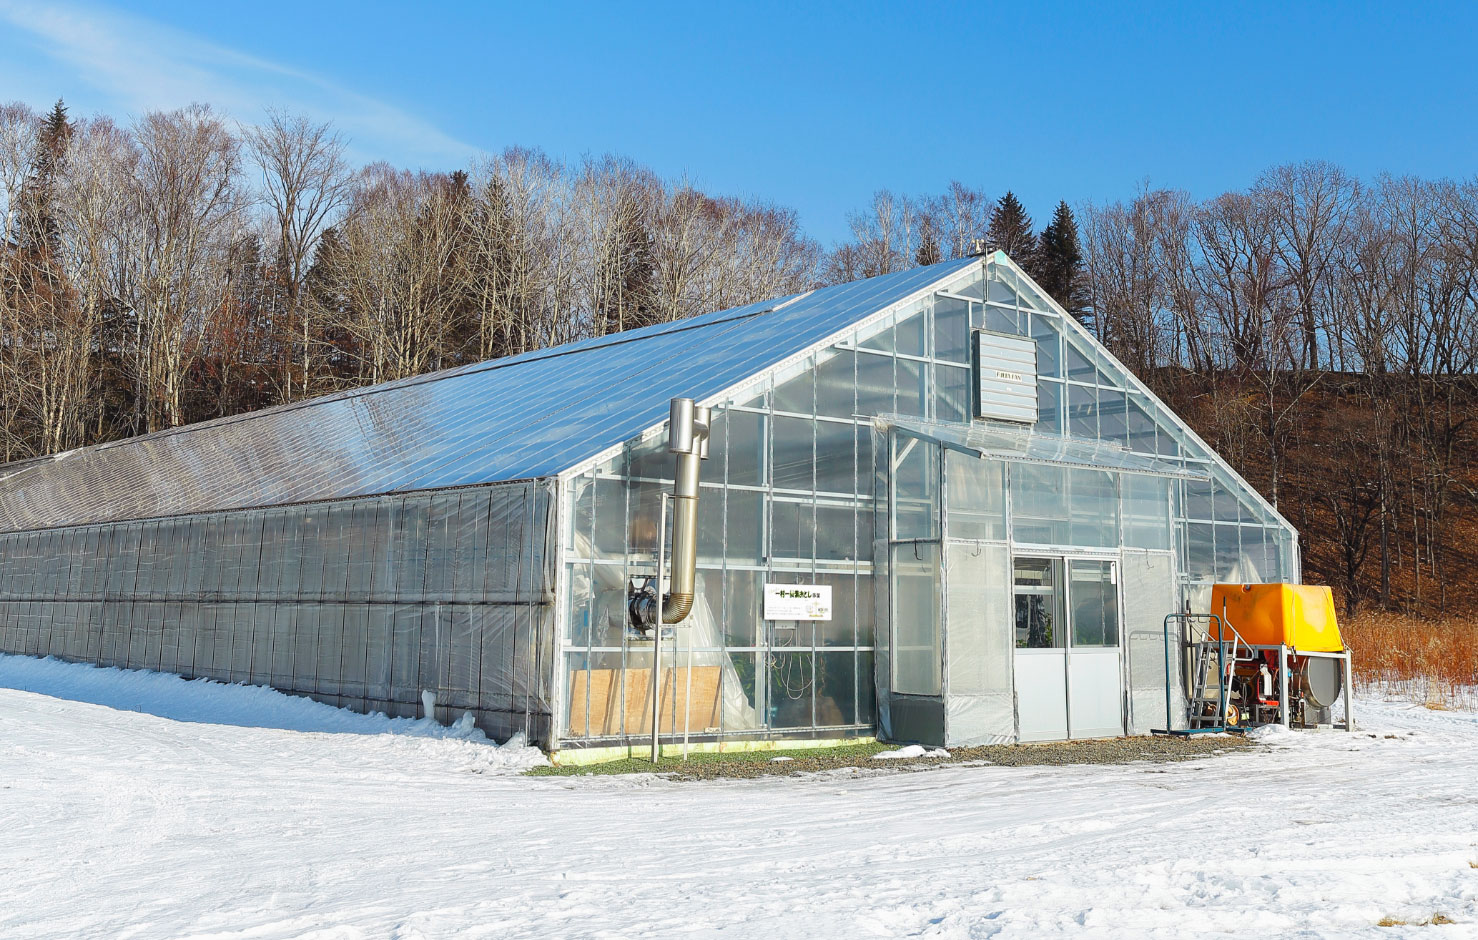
[528,740,891,777]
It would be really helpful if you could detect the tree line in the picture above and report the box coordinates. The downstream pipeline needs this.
[0,100,820,458]
[3,99,1472,616]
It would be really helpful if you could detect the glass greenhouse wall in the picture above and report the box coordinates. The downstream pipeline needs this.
[554,255,1298,749]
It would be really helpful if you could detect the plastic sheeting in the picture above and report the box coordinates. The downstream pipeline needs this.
[944,540,1015,746]
[0,481,558,744]
[1123,550,1185,733]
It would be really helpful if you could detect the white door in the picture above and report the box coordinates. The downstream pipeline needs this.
[1065,559,1124,739]
[1012,556,1124,741]
[1012,558,1067,741]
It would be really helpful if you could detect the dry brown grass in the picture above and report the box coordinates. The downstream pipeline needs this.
[1378,913,1457,927]
[1343,611,1478,710]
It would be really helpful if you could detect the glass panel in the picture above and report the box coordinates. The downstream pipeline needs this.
[1065,338,1096,382]
[724,409,764,487]
[935,364,969,423]
[723,569,763,647]
[770,497,814,562]
[1068,383,1097,440]
[816,651,858,725]
[895,357,925,417]
[1037,379,1063,433]
[771,416,813,491]
[1069,560,1119,647]
[1009,463,1068,545]
[859,313,895,352]
[1125,394,1157,455]
[894,302,926,357]
[814,421,856,495]
[933,296,970,362]
[854,351,894,416]
[593,477,629,558]
[814,348,856,419]
[1030,313,1061,378]
[1122,474,1171,550]
[815,503,859,561]
[891,541,940,695]
[815,570,856,646]
[1014,557,1064,649]
[893,437,939,540]
[767,651,814,728]
[945,451,1005,541]
[1068,469,1117,548]
[724,488,764,566]
[772,356,815,415]
[1186,522,1215,580]
[723,652,761,730]
[1097,388,1128,446]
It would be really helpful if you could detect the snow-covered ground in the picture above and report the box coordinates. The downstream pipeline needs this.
[2,654,1475,938]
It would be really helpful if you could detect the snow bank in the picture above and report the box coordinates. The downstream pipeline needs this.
[0,653,546,771]
[873,744,949,759]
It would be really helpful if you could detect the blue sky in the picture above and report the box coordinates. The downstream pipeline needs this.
[2,0,1475,245]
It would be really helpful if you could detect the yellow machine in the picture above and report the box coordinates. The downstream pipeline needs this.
[1208,583,1344,652]
[1169,583,1354,732]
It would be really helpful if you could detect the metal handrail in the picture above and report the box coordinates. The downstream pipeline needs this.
[1160,612,1250,733]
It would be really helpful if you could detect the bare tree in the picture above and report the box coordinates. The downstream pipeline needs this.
[244,109,351,400]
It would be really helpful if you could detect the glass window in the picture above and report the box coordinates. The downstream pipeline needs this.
[945,451,1005,541]
[1010,463,1068,545]
[891,542,940,695]
[895,357,925,417]
[1065,338,1096,382]
[724,409,764,487]
[771,416,813,491]
[1031,314,1061,378]
[1013,557,1064,649]
[813,348,855,419]
[894,302,926,357]
[772,356,815,415]
[1122,474,1171,550]
[1068,383,1097,440]
[935,364,969,423]
[815,651,858,725]
[854,351,894,416]
[1067,469,1117,548]
[767,651,814,728]
[1069,560,1119,647]
[1097,388,1128,446]
[933,296,970,362]
[1037,379,1063,433]
[893,436,939,540]
[814,421,855,495]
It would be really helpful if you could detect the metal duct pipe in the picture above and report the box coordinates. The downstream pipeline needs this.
[628,398,710,628]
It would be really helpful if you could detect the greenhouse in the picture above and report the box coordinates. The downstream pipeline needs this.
[0,252,1298,754]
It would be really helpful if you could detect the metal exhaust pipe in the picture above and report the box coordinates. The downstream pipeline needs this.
[629,398,710,628]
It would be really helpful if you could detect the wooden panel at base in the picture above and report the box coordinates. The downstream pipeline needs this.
[567,666,722,737]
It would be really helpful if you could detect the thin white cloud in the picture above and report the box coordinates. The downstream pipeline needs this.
[0,0,475,167]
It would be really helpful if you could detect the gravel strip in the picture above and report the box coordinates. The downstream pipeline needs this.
[533,734,1252,782]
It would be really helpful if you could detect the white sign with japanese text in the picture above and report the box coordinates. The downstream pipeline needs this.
[763,584,832,621]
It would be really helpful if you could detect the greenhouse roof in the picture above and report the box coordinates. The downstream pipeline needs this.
[0,258,978,532]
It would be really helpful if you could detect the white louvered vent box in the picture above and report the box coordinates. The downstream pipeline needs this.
[971,330,1038,424]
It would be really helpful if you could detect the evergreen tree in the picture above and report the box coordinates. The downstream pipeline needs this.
[985,191,1037,263]
[16,99,71,255]
[914,219,941,267]
[1036,200,1087,323]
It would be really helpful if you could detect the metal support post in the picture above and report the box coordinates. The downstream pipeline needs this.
[1342,649,1355,732]
[650,493,669,764]
[1278,644,1290,729]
